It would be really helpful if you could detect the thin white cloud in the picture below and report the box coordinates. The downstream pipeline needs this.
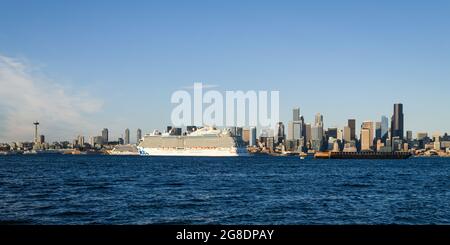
[181,83,219,90]
[0,54,103,142]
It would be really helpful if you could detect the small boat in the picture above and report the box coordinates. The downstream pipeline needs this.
[299,152,308,159]
[23,150,38,155]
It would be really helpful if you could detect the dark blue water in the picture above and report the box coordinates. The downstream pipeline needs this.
[0,155,449,225]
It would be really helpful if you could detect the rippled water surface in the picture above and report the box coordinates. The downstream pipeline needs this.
[1,155,449,224]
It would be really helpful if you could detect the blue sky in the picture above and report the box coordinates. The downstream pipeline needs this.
[1,0,449,141]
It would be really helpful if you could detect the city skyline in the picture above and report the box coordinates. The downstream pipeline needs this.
[3,102,447,157]
[1,1,450,141]
[4,102,449,145]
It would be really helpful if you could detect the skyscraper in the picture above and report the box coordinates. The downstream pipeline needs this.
[287,121,294,140]
[361,121,374,147]
[310,113,324,151]
[311,125,323,151]
[315,113,323,127]
[33,121,40,144]
[242,128,250,145]
[287,121,302,141]
[381,116,389,141]
[124,128,130,145]
[249,127,257,146]
[276,122,285,144]
[102,128,109,144]
[39,135,45,144]
[293,122,302,141]
[375,122,382,139]
[293,107,300,121]
[305,123,312,143]
[406,130,413,142]
[301,115,306,138]
[343,126,351,142]
[137,128,142,143]
[361,128,371,151]
[348,119,356,140]
[391,103,404,139]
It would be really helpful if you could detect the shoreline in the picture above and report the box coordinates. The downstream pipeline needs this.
[1,150,450,158]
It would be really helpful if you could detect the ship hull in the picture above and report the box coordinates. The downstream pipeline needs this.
[138,147,249,157]
[107,151,139,156]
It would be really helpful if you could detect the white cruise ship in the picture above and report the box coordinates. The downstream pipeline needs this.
[137,126,249,157]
